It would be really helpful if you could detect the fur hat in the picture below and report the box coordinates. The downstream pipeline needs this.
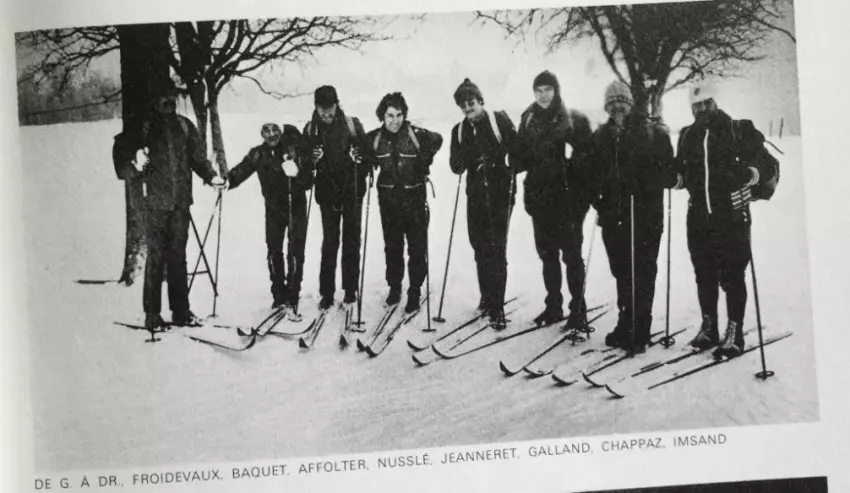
[453,78,484,106]
[314,85,339,108]
[533,70,560,92]
[604,80,634,110]
[689,79,719,105]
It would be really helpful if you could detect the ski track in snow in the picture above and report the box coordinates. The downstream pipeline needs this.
[20,116,817,471]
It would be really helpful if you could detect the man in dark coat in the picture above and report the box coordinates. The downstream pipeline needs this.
[302,86,371,310]
[449,78,520,329]
[514,70,594,329]
[674,80,777,358]
[366,92,443,314]
[127,82,225,329]
[588,80,676,353]
[227,123,312,317]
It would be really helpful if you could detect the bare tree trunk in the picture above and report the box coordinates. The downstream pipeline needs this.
[116,24,172,285]
[208,89,228,175]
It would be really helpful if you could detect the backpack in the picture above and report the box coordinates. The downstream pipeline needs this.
[457,110,503,145]
[372,124,420,153]
[730,119,780,201]
[306,115,357,142]
[112,116,192,180]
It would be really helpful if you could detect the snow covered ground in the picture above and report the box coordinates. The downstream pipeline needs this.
[20,113,817,472]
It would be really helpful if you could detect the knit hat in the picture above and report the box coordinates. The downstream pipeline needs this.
[314,85,339,108]
[533,70,560,92]
[689,79,719,105]
[604,80,634,110]
[453,78,484,106]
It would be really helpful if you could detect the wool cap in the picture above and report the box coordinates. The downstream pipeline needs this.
[689,79,719,105]
[453,78,484,106]
[604,80,634,110]
[314,85,339,107]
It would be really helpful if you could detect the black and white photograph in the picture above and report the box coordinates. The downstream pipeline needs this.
[13,0,818,479]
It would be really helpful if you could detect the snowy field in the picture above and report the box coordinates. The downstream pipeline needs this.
[19,113,817,472]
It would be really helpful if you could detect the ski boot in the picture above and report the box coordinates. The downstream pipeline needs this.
[319,295,334,311]
[172,310,203,327]
[689,314,719,350]
[405,288,421,314]
[533,305,563,327]
[344,290,358,305]
[145,312,167,330]
[713,321,744,359]
[476,296,489,315]
[386,286,402,306]
[604,309,629,348]
[489,307,508,331]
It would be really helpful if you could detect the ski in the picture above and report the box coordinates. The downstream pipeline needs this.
[500,307,613,377]
[579,326,692,387]
[549,328,671,386]
[605,331,793,398]
[364,294,430,357]
[298,309,330,349]
[339,303,356,348]
[407,296,521,352]
[356,304,400,352]
[114,321,256,351]
[410,307,520,367]
[255,306,290,336]
[598,327,760,389]
[75,279,120,285]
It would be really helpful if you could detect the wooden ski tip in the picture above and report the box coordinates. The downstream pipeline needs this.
[365,346,379,358]
[298,338,309,349]
[355,339,366,352]
[499,361,517,376]
[339,335,349,348]
[582,371,603,388]
[524,366,550,378]
[551,372,573,386]
[412,352,430,366]
[605,383,625,399]
[431,344,449,358]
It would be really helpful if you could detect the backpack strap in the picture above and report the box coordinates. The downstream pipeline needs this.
[729,119,741,163]
[407,125,421,152]
[373,132,382,153]
[487,110,502,144]
[457,121,463,145]
[345,116,356,138]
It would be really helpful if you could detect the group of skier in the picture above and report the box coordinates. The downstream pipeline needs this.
[118,67,778,359]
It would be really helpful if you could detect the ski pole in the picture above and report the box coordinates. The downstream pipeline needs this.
[433,173,462,323]
[567,207,597,344]
[212,187,223,317]
[629,194,637,355]
[424,201,434,332]
[750,243,774,380]
[660,188,676,348]
[187,193,221,291]
[188,207,219,296]
[356,173,374,326]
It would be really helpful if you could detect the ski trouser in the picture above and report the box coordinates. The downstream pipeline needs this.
[265,195,308,305]
[467,185,513,312]
[687,206,751,327]
[319,199,363,299]
[600,213,663,346]
[143,207,191,316]
[530,204,589,314]
[378,184,429,294]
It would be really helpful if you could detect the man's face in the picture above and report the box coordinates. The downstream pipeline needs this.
[317,104,338,125]
[383,106,405,134]
[534,85,556,109]
[460,98,485,122]
[607,101,632,126]
[691,99,717,120]
[154,94,177,115]
[261,123,282,147]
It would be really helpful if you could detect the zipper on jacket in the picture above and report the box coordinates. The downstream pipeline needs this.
[703,130,712,215]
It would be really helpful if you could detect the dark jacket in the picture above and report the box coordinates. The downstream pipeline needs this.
[227,125,312,211]
[589,113,675,227]
[514,101,593,219]
[129,114,218,211]
[366,121,443,189]
[301,108,371,208]
[449,110,520,199]
[676,110,773,218]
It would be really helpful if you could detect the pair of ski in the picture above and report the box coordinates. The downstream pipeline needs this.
[497,303,619,376]
[113,317,259,352]
[600,329,793,398]
[354,294,430,357]
[411,299,608,367]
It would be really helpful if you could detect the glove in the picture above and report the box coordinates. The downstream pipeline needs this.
[134,148,149,172]
[564,143,574,160]
[349,146,362,164]
[211,176,228,190]
[282,156,299,177]
[730,186,752,210]
[311,146,324,164]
